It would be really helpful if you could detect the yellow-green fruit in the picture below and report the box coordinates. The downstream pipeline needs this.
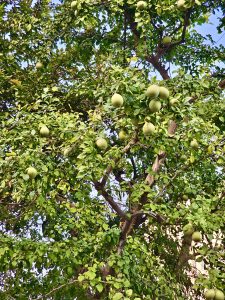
[143,122,155,136]
[204,289,216,300]
[149,100,161,112]
[40,125,50,137]
[215,290,225,300]
[136,1,147,10]
[126,289,133,297]
[192,231,202,242]
[159,87,170,99]
[182,194,188,200]
[71,1,77,8]
[119,130,127,141]
[190,139,199,149]
[36,62,43,69]
[111,93,124,108]
[169,98,178,106]
[145,85,160,98]
[63,147,72,157]
[96,138,108,150]
[27,167,38,179]
[207,145,215,154]
[177,0,186,10]
[131,118,139,126]
[162,36,172,44]
[183,223,194,236]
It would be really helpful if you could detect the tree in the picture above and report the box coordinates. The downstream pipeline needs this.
[0,0,225,299]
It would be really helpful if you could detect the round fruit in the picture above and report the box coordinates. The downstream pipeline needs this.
[27,167,38,179]
[207,145,215,154]
[96,138,108,150]
[190,139,199,149]
[71,1,77,9]
[36,62,43,69]
[192,231,202,242]
[63,147,72,157]
[119,130,127,141]
[162,36,172,44]
[182,194,188,200]
[183,223,194,236]
[204,289,216,300]
[169,98,178,106]
[40,125,50,137]
[149,100,161,112]
[111,93,124,108]
[143,122,155,136]
[136,1,147,10]
[215,290,225,300]
[159,87,170,99]
[177,0,186,10]
[145,85,160,98]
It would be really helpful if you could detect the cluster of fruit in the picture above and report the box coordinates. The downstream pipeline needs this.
[183,224,224,300]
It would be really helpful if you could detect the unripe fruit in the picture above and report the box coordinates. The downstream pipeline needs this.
[145,85,160,98]
[136,1,147,10]
[169,98,178,106]
[192,231,202,242]
[182,194,188,200]
[111,93,124,108]
[207,145,215,154]
[183,223,194,236]
[162,36,172,44]
[27,167,38,179]
[63,147,72,157]
[40,125,50,137]
[119,130,127,141]
[190,139,199,149]
[215,290,225,300]
[143,122,155,136]
[159,87,170,99]
[177,0,186,10]
[96,138,108,150]
[71,1,77,8]
[204,289,216,300]
[36,62,43,69]
[149,100,161,112]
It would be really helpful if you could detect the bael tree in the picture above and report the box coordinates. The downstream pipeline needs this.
[0,0,225,299]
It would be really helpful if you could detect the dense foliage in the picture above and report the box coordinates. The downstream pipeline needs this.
[0,0,225,299]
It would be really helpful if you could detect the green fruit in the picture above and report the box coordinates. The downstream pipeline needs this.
[96,138,108,150]
[183,223,194,236]
[177,0,186,10]
[190,139,199,149]
[162,36,172,44]
[207,145,215,154]
[143,122,155,136]
[40,125,50,137]
[118,130,127,141]
[149,100,161,112]
[169,98,178,106]
[27,167,38,179]
[182,194,188,200]
[215,290,225,300]
[159,87,170,99]
[145,85,159,98]
[36,62,43,69]
[136,1,147,10]
[111,93,124,108]
[192,231,202,242]
[71,1,77,8]
[63,147,72,157]
[126,289,133,297]
[204,289,216,300]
